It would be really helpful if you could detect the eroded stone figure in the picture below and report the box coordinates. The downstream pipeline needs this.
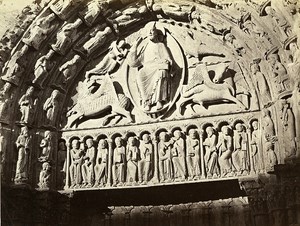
[59,55,81,86]
[266,50,290,94]
[108,3,148,31]
[217,126,233,177]
[128,24,173,111]
[81,138,95,187]
[223,30,245,56]
[112,137,125,186]
[43,90,61,127]
[153,2,194,21]
[38,130,52,162]
[158,132,172,182]
[138,134,153,183]
[33,50,55,88]
[280,100,296,159]
[171,130,186,181]
[14,126,31,183]
[285,36,300,89]
[38,162,51,189]
[19,86,36,124]
[250,59,272,107]
[81,0,110,26]
[126,137,139,184]
[85,39,128,82]
[186,129,200,180]
[203,127,219,178]
[69,139,83,188]
[1,45,28,86]
[58,140,67,188]
[51,0,81,19]
[0,129,7,179]
[250,121,262,173]
[52,19,82,54]
[261,109,278,171]
[232,123,248,175]
[94,139,108,187]
[22,13,56,49]
[82,27,112,56]
[0,83,14,121]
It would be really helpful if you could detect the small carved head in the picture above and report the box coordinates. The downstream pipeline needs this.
[51,90,60,99]
[44,130,51,139]
[21,126,29,136]
[142,134,150,143]
[71,139,80,149]
[205,127,214,137]
[265,6,275,16]
[235,123,244,132]
[115,137,122,147]
[189,129,198,139]
[149,23,159,42]
[159,131,168,142]
[221,125,230,135]
[173,130,182,139]
[86,138,94,148]
[42,162,51,171]
[252,120,259,130]
[26,86,34,96]
[128,137,136,146]
[58,140,66,151]
[98,139,107,149]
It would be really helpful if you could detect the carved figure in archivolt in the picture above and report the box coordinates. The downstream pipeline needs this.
[108,3,148,31]
[178,63,247,114]
[261,109,277,171]
[223,30,246,56]
[94,139,108,187]
[280,100,296,159]
[0,83,14,121]
[85,39,128,82]
[158,132,172,182]
[126,137,139,184]
[152,3,195,21]
[14,126,31,183]
[217,126,233,177]
[250,59,272,107]
[69,139,83,188]
[203,127,219,178]
[33,50,56,88]
[59,54,81,86]
[22,13,56,49]
[138,134,153,183]
[186,129,200,180]
[80,0,110,26]
[1,45,28,86]
[171,130,186,181]
[112,137,126,186]
[43,90,61,127]
[38,162,51,189]
[50,0,80,19]
[19,86,37,124]
[81,138,95,188]
[232,123,248,176]
[82,27,112,56]
[265,48,290,94]
[66,75,132,128]
[38,131,53,163]
[285,36,300,89]
[127,23,184,116]
[52,18,82,54]
[250,120,262,173]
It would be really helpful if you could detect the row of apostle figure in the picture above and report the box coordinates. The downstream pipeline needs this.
[67,122,264,188]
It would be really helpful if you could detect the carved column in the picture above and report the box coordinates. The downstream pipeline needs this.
[151,134,159,183]
[64,138,70,189]
[199,129,206,179]
[107,138,113,187]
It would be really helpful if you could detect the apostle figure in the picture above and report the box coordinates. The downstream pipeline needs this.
[126,137,139,184]
[128,23,173,111]
[171,130,186,181]
[69,139,83,188]
[217,126,233,177]
[158,132,172,182]
[94,139,108,187]
[203,127,219,178]
[138,134,153,183]
[43,90,61,127]
[186,129,200,180]
[81,138,95,188]
[112,137,126,186]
